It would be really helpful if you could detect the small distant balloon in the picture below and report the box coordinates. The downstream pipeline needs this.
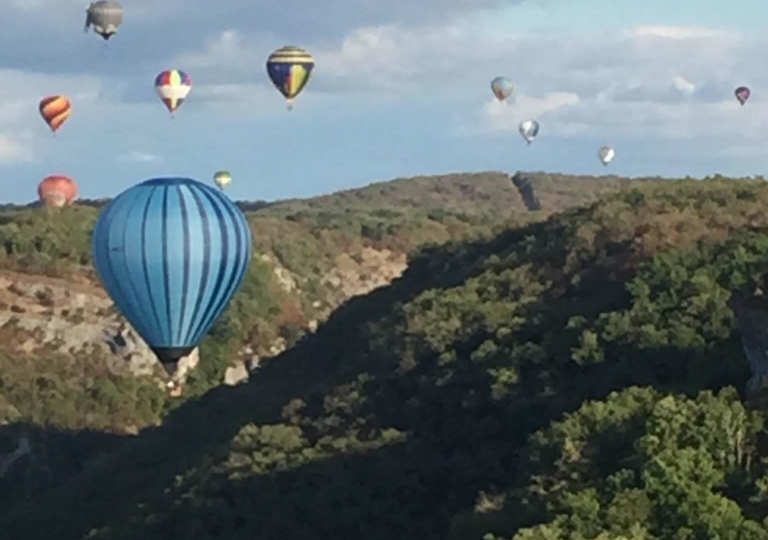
[91,177,252,375]
[155,69,192,116]
[84,1,124,41]
[39,95,71,134]
[519,120,540,145]
[266,46,315,110]
[491,77,514,101]
[598,146,615,166]
[38,175,77,207]
[735,86,750,106]
[213,170,232,190]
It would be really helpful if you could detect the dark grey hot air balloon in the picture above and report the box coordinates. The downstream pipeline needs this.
[84,1,124,41]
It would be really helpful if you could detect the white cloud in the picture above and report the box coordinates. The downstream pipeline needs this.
[481,92,580,132]
[322,25,425,78]
[162,18,768,150]
[315,22,523,96]
[117,151,162,163]
[627,25,735,41]
[174,29,246,70]
[0,133,32,163]
[672,75,696,94]
[0,100,27,124]
[171,21,523,99]
[624,24,741,74]
[445,23,768,144]
[138,18,768,158]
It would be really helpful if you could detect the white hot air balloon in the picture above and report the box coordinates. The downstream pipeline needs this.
[519,120,540,145]
[598,146,615,166]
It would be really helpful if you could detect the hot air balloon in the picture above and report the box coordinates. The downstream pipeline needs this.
[91,177,252,374]
[266,46,315,110]
[39,95,71,134]
[519,120,539,145]
[155,70,192,116]
[84,1,123,41]
[38,175,77,207]
[598,146,615,166]
[735,86,751,106]
[491,77,513,101]
[213,170,232,190]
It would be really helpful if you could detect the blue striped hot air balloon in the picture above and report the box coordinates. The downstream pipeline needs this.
[91,177,252,374]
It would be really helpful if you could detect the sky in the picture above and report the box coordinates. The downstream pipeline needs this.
[1,0,768,204]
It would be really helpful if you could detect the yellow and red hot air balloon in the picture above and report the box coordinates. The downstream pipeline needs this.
[155,69,192,116]
[39,95,71,134]
[38,175,77,207]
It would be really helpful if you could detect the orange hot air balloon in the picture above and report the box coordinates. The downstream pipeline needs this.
[38,175,77,207]
[39,95,71,134]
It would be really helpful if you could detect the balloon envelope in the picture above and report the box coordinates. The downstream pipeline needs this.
[266,46,315,109]
[38,175,77,207]
[91,177,252,372]
[519,120,539,144]
[735,86,750,105]
[39,95,71,133]
[213,170,232,190]
[598,146,615,165]
[491,77,513,101]
[155,70,192,114]
[84,1,123,40]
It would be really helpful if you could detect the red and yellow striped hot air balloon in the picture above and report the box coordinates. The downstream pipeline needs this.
[39,95,71,134]
[38,175,77,207]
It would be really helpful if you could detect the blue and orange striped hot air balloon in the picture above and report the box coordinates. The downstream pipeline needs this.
[154,69,192,116]
[39,95,71,134]
[266,46,314,110]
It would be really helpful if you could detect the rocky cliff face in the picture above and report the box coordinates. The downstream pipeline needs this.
[323,247,407,302]
[0,245,409,389]
[510,173,541,211]
[729,292,768,396]
[0,271,162,378]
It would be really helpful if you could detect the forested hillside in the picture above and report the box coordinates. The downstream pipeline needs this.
[0,170,624,420]
[2,174,768,539]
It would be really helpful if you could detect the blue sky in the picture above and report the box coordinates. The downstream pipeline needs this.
[1,0,768,204]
